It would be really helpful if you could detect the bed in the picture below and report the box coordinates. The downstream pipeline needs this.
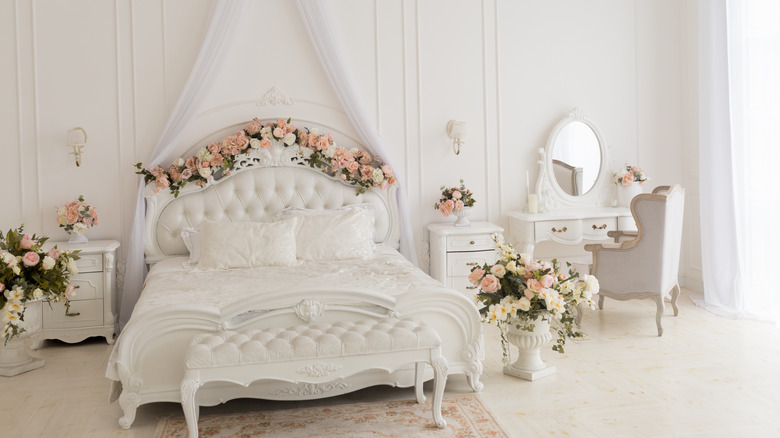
[106,135,485,429]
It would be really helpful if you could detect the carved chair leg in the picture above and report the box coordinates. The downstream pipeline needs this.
[598,295,605,310]
[654,296,665,337]
[671,284,681,317]
[431,354,448,429]
[414,362,425,404]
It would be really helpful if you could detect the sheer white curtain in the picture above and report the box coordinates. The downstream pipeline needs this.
[697,0,780,325]
[296,0,417,266]
[119,0,251,330]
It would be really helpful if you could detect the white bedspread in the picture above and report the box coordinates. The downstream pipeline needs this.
[130,245,442,319]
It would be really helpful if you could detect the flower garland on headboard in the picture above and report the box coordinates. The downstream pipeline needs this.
[135,118,396,197]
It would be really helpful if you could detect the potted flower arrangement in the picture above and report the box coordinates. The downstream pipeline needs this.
[433,179,476,227]
[468,235,598,380]
[56,195,98,243]
[1,226,80,375]
[612,164,648,207]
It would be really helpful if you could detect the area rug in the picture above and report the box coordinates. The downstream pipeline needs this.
[154,394,509,437]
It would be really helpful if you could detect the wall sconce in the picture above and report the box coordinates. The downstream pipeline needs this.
[447,120,466,155]
[66,127,87,167]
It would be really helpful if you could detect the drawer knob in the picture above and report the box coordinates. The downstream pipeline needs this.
[551,227,567,233]
[64,301,80,317]
[592,224,607,230]
[469,240,475,245]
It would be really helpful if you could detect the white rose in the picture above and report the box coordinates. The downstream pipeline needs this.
[41,256,55,270]
[490,264,506,278]
[33,288,44,299]
[349,148,359,155]
[249,138,262,149]
[67,258,79,275]
[196,148,212,163]
[73,222,88,234]
[198,167,212,179]
[506,261,517,274]
[583,274,600,294]
[56,206,66,217]
[309,128,320,136]
[283,132,297,146]
[260,126,272,137]
[517,297,531,311]
[372,168,384,184]
[324,145,336,158]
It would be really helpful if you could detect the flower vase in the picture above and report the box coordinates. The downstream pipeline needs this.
[454,207,471,227]
[0,302,44,377]
[616,183,644,208]
[68,231,88,244]
[503,317,556,381]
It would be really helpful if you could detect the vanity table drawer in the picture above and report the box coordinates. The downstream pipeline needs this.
[447,234,496,252]
[582,217,617,240]
[447,250,499,276]
[534,220,582,244]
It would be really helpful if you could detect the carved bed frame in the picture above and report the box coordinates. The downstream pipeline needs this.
[109,139,485,429]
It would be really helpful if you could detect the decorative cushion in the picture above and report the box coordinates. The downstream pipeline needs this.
[277,207,375,261]
[181,227,202,266]
[196,218,300,269]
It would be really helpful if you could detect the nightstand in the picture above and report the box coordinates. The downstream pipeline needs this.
[31,240,120,349]
[428,222,503,297]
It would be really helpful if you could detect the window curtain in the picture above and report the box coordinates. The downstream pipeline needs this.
[295,0,417,266]
[118,0,251,330]
[697,0,780,325]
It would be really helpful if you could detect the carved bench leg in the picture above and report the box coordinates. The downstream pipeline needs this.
[118,391,140,430]
[414,362,426,403]
[655,296,665,337]
[431,350,448,429]
[181,376,201,438]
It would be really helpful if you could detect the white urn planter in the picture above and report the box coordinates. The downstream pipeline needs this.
[454,207,472,227]
[0,301,44,377]
[503,317,556,381]
[68,231,88,244]
[616,183,644,208]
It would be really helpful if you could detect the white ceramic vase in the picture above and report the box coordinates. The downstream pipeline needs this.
[68,230,88,244]
[503,317,556,381]
[0,302,44,377]
[454,207,471,227]
[616,183,644,208]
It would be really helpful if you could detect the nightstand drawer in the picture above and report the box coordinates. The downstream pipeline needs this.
[447,234,496,252]
[68,272,103,301]
[43,299,104,329]
[74,253,103,273]
[447,250,499,276]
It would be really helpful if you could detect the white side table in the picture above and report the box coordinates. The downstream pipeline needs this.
[428,222,503,297]
[31,240,120,349]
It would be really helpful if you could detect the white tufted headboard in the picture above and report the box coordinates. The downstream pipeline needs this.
[143,147,400,264]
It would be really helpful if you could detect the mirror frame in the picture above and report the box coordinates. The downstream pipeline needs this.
[536,107,612,211]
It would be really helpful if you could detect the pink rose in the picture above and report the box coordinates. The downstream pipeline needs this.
[540,274,554,289]
[455,200,465,211]
[185,156,198,171]
[318,136,330,151]
[0,283,5,293]
[245,118,263,135]
[285,124,297,134]
[525,261,542,272]
[19,233,36,249]
[273,127,284,138]
[468,268,485,286]
[46,248,60,261]
[209,154,224,167]
[23,251,40,267]
[276,118,287,129]
[66,208,80,225]
[621,172,635,186]
[527,278,543,292]
[155,176,170,189]
[181,168,193,179]
[233,131,249,150]
[524,289,535,300]
[207,142,220,155]
[480,274,501,293]
[360,165,374,181]
[452,190,462,200]
[381,165,393,178]
[65,283,76,299]
[260,137,271,148]
[346,160,360,174]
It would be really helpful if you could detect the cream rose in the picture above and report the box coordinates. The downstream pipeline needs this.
[249,138,262,149]
[490,264,506,278]
[41,256,55,270]
[283,132,297,146]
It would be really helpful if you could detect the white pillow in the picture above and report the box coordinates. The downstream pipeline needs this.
[278,208,375,261]
[196,218,300,269]
[181,227,202,266]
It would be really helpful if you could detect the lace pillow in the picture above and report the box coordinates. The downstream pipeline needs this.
[196,218,300,269]
[181,227,202,266]
[278,207,375,261]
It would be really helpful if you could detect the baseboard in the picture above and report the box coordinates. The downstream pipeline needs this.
[680,273,703,293]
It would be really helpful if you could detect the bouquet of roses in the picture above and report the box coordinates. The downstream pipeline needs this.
[613,164,648,186]
[57,195,98,235]
[433,179,476,217]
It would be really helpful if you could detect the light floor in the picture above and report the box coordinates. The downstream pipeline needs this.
[2,289,779,438]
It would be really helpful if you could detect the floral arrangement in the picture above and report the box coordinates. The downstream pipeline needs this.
[468,235,598,359]
[56,195,99,235]
[1,226,80,343]
[135,118,396,197]
[613,164,648,186]
[433,179,475,217]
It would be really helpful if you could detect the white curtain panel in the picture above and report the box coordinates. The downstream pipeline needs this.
[697,0,780,325]
[295,0,418,266]
[119,0,251,330]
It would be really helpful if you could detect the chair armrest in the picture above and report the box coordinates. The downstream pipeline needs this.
[584,242,623,253]
[606,230,638,243]
[652,185,671,194]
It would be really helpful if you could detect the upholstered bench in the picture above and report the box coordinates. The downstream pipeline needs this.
[180,317,448,438]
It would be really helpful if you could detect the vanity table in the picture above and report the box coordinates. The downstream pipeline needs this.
[508,107,637,256]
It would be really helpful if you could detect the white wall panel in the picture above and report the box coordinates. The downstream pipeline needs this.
[0,0,22,228]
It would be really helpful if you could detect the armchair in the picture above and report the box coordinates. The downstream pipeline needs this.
[584,185,685,336]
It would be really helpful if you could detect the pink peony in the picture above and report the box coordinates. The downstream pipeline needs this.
[245,118,263,135]
[23,251,40,267]
[19,233,36,249]
[468,268,485,286]
[540,274,554,289]
[480,274,501,293]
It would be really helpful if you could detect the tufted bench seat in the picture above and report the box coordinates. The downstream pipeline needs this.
[180,317,448,437]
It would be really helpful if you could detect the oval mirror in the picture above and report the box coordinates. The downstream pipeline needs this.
[550,120,601,196]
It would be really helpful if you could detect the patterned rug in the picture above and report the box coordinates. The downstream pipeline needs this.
[154,394,509,437]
